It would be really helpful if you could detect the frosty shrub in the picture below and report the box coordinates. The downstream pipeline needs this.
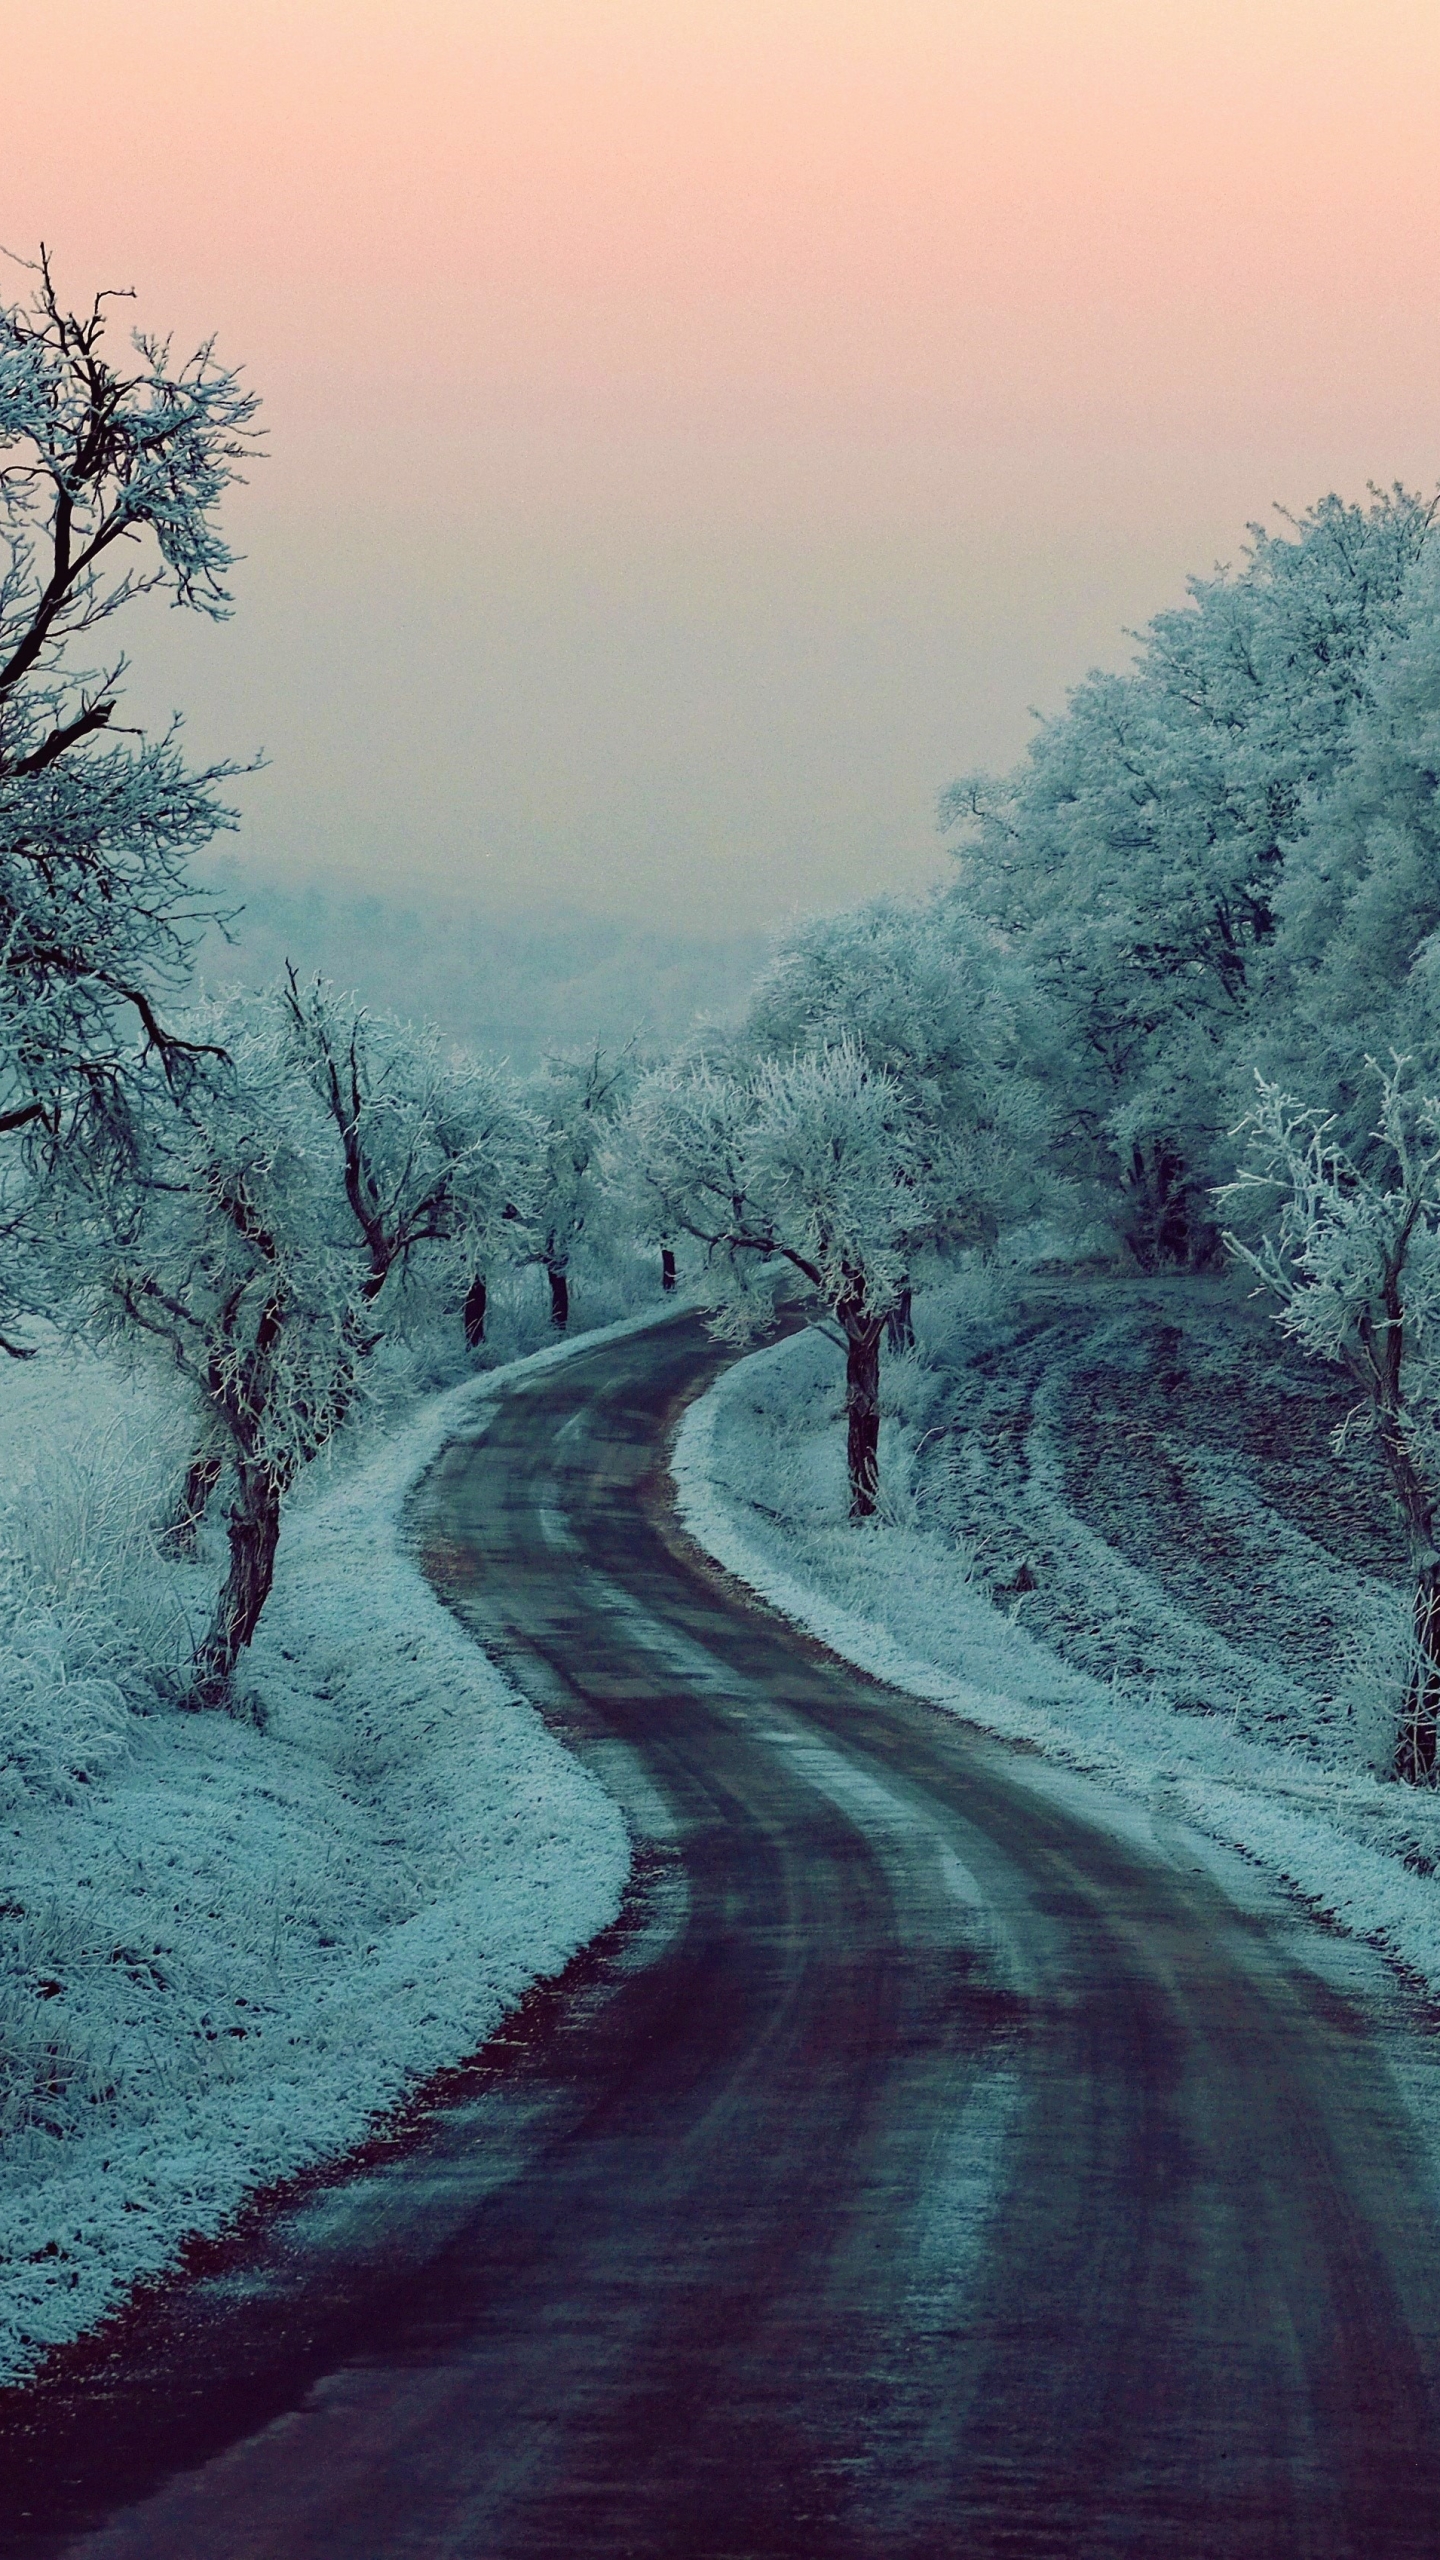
[0,1900,122,2141]
[1327,1589,1428,1777]
[0,1610,131,1816]
[0,1389,192,1810]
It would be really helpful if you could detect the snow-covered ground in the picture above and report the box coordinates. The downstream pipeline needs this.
[0,1315,654,2388]
[16,1255,1440,2388]
[674,1280,1440,1999]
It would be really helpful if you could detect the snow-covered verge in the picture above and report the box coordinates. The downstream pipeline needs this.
[674,1292,1440,1997]
[0,1317,656,2388]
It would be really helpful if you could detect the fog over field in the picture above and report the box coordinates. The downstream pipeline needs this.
[195,861,774,1067]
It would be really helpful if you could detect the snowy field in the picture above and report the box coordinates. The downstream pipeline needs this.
[675,1275,1440,1997]
[0,1302,652,2387]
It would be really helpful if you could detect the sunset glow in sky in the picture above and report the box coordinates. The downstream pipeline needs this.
[7,1,1440,923]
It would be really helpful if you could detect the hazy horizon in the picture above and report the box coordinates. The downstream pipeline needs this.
[7,3,1440,931]
[194,859,776,1065]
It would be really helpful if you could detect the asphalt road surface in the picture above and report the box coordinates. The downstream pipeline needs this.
[7,1311,1440,2557]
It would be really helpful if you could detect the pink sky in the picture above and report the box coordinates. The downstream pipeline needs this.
[6,1,1440,924]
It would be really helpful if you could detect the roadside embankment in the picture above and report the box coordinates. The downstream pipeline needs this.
[0,1319,662,2386]
[673,1303,1440,1999]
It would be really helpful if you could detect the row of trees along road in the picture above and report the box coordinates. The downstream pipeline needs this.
[0,256,660,1695]
[937,490,1440,1781]
[14,255,1440,1785]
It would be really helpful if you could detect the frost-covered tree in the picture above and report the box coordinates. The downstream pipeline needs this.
[742,891,1048,1336]
[280,968,537,1317]
[91,1003,362,1702]
[153,970,539,1551]
[947,490,1435,1267]
[519,1042,637,1329]
[629,1041,926,1516]
[93,982,534,1702]
[0,253,259,1289]
[1262,547,1440,1133]
[1221,1061,1440,1781]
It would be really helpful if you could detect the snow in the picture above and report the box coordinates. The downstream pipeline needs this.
[0,1316,665,2387]
[673,1307,1440,2002]
[15,1246,1440,2390]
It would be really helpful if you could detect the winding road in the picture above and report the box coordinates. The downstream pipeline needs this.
[8,1311,1440,2555]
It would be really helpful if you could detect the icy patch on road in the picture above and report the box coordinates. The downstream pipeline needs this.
[0,1316,665,2387]
[673,1326,1440,2002]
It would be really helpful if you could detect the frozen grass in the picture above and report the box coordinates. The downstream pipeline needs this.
[674,1287,1440,2000]
[0,1311,657,2387]
[0,1348,197,1823]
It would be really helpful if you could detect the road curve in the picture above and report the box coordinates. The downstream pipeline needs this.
[8,1311,1440,2557]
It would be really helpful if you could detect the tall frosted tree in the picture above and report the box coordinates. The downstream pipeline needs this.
[1262,545,1440,1140]
[0,252,259,1332]
[946,489,1435,1266]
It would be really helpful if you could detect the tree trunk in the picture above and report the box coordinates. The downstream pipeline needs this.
[886,1283,914,1356]
[1368,1398,1440,1783]
[190,1461,284,1708]
[842,1306,885,1521]
[660,1246,677,1294]
[462,1271,488,1348]
[159,1448,223,1559]
[1399,1560,1440,1785]
[1121,1141,1219,1273]
[546,1261,570,1330]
